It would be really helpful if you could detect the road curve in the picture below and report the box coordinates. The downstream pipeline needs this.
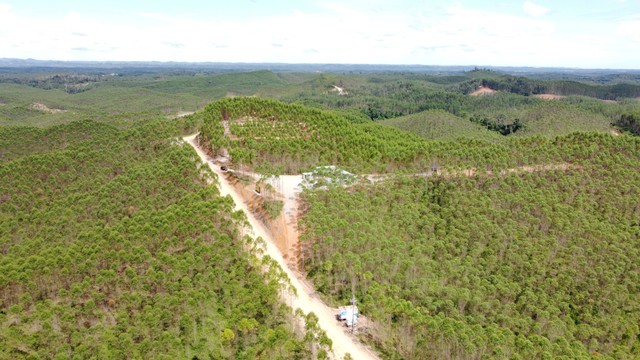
[184,134,378,360]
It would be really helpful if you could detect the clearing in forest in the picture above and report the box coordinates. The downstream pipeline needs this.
[29,102,66,113]
[469,86,496,96]
[533,94,565,100]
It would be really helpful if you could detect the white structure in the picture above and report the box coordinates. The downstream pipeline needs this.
[302,165,357,189]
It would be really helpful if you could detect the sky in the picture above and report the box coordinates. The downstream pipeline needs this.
[1,0,639,69]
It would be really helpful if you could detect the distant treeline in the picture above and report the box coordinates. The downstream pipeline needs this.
[460,76,640,100]
[0,73,101,93]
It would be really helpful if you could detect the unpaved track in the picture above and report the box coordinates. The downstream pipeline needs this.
[367,163,579,183]
[184,135,378,360]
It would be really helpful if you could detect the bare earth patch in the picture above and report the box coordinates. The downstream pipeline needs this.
[332,85,348,95]
[29,102,66,113]
[170,111,194,119]
[469,86,496,96]
[534,94,565,100]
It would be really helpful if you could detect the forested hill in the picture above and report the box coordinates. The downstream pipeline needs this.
[300,132,640,359]
[0,120,325,359]
[199,97,436,173]
[3,67,639,360]
[197,95,640,359]
[378,110,508,142]
[198,97,629,175]
[458,72,640,99]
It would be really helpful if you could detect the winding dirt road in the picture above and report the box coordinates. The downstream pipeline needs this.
[184,135,378,360]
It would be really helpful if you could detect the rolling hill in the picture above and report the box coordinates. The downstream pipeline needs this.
[379,109,504,142]
[3,67,640,360]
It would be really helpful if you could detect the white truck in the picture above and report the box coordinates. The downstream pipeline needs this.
[336,306,359,327]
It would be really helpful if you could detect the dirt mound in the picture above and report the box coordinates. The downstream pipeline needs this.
[534,94,565,100]
[29,102,66,113]
[469,86,496,96]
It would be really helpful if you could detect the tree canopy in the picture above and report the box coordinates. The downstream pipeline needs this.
[0,119,324,359]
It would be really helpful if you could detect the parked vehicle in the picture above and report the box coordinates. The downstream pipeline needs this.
[336,306,358,327]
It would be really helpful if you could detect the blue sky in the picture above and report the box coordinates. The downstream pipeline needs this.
[1,0,639,68]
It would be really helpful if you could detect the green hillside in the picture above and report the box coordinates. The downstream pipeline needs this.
[0,71,290,127]
[3,68,640,360]
[379,109,504,142]
[197,94,640,359]
[514,102,612,136]
[300,133,640,359]
[199,97,436,173]
[199,97,616,175]
[0,120,324,359]
[458,71,640,99]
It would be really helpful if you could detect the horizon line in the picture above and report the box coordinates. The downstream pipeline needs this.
[1,58,639,72]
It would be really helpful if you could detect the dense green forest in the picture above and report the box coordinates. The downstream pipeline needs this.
[198,94,639,359]
[198,96,634,174]
[458,72,640,99]
[0,71,292,127]
[378,110,506,142]
[4,68,640,131]
[281,71,640,126]
[299,133,640,359]
[0,120,329,359]
[2,67,640,359]
[614,112,640,135]
[198,97,571,174]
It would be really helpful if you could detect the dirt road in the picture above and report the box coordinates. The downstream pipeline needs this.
[184,135,378,360]
[367,163,578,183]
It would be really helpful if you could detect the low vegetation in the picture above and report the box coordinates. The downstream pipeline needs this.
[262,199,284,220]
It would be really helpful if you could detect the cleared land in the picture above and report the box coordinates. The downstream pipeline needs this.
[469,86,496,96]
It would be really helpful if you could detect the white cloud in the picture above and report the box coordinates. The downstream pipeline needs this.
[406,5,558,65]
[617,20,640,43]
[0,2,11,13]
[0,1,636,68]
[523,1,550,17]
